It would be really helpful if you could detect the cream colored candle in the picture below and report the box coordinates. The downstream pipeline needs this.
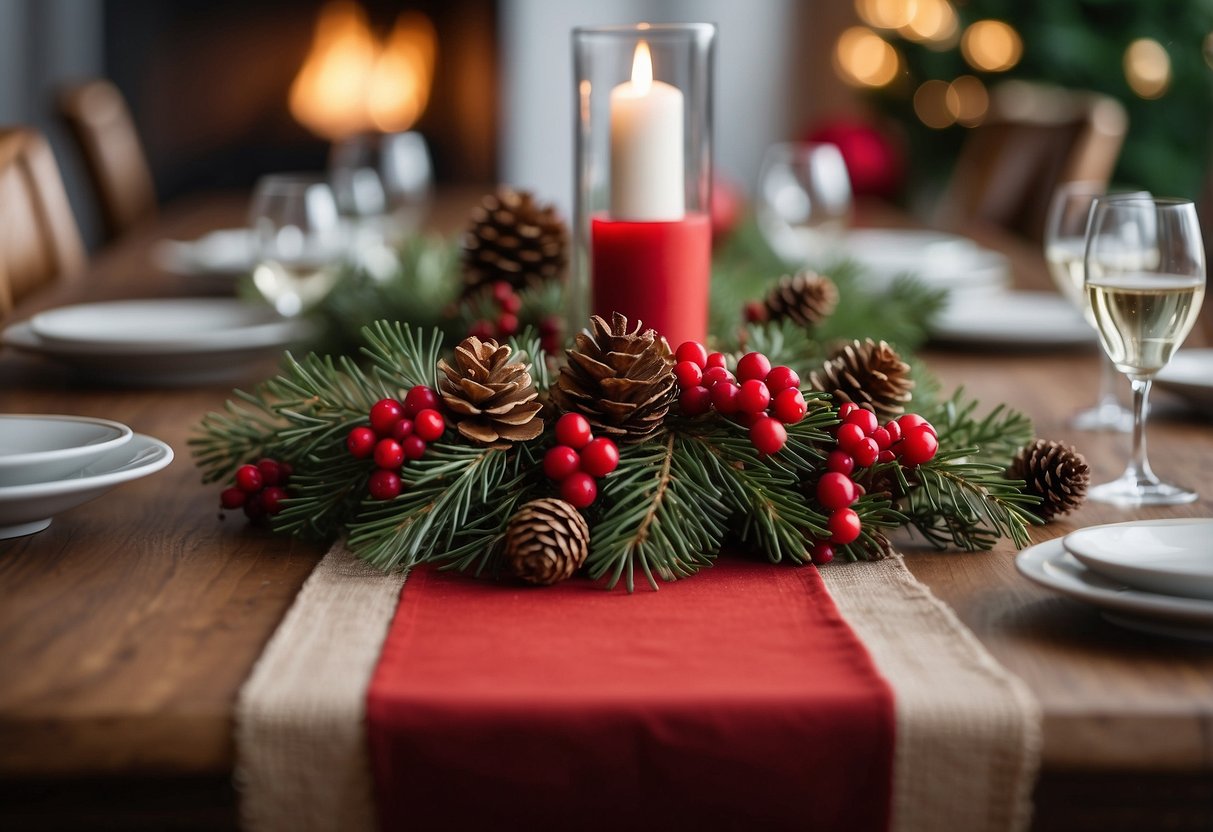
[609,40,685,221]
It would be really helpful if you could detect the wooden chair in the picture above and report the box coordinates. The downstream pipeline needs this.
[57,79,157,241]
[937,80,1128,244]
[0,128,86,316]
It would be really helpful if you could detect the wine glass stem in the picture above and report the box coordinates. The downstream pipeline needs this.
[1125,377,1157,485]
[1097,351,1121,410]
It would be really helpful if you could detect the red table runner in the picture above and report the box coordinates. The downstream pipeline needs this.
[366,558,896,830]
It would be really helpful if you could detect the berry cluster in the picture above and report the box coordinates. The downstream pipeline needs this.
[220,457,293,522]
[672,342,808,455]
[468,281,522,342]
[542,413,620,509]
[346,386,446,500]
[808,405,939,566]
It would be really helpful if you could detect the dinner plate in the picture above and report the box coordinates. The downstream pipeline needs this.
[153,228,257,277]
[930,291,1096,348]
[1016,537,1213,640]
[0,433,173,539]
[1063,519,1213,601]
[1155,349,1213,412]
[836,229,1011,294]
[0,414,133,486]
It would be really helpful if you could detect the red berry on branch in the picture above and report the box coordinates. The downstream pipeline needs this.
[870,427,893,450]
[744,301,767,324]
[539,315,561,337]
[391,419,415,441]
[235,464,263,494]
[220,487,247,510]
[555,412,593,449]
[772,388,807,424]
[750,416,787,455]
[413,409,446,442]
[826,450,855,475]
[829,508,862,545]
[497,312,520,337]
[256,458,282,487]
[811,542,835,565]
[711,381,741,415]
[884,420,902,443]
[347,426,377,458]
[844,408,879,436]
[492,280,514,304]
[680,385,713,417]
[368,469,402,500]
[877,449,896,464]
[764,365,800,393]
[374,438,405,470]
[899,426,939,466]
[243,496,267,521]
[817,472,858,510]
[706,351,728,370]
[500,293,522,314]
[543,445,581,481]
[260,486,288,515]
[580,437,620,478]
[852,437,880,467]
[560,471,598,508]
[404,385,441,418]
[701,366,733,388]
[838,402,859,419]
[675,340,709,368]
[674,360,703,388]
[737,379,772,414]
[370,399,405,435]
[737,352,772,382]
[897,413,935,435]
[402,435,427,461]
[836,423,866,452]
[469,320,495,340]
[279,462,293,483]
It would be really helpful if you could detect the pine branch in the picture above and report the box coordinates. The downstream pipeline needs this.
[739,319,826,370]
[924,388,1034,466]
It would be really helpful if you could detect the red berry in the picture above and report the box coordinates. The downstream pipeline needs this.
[852,437,879,467]
[555,412,593,449]
[243,496,266,521]
[560,471,598,508]
[829,508,862,545]
[368,469,402,500]
[897,413,935,435]
[347,426,377,458]
[278,462,293,483]
[680,385,713,416]
[711,381,741,415]
[701,366,733,388]
[884,420,902,443]
[500,293,522,314]
[580,437,620,478]
[817,472,858,510]
[402,435,427,461]
[496,312,519,337]
[765,365,800,393]
[413,409,445,442]
[836,423,866,452]
[256,458,282,487]
[772,388,807,424]
[541,333,561,354]
[811,542,835,565]
[737,352,772,382]
[737,379,771,414]
[404,386,441,418]
[674,360,703,388]
[492,280,514,304]
[539,315,561,337]
[877,449,896,464]
[844,408,879,436]
[899,426,939,467]
[838,401,859,419]
[826,450,855,475]
[750,416,787,455]
[235,464,263,494]
[543,446,581,481]
[675,340,709,368]
[374,438,405,469]
[260,486,288,515]
[370,399,405,435]
[469,320,495,340]
[391,418,415,441]
[705,351,728,370]
[735,410,762,428]
[744,301,767,324]
[870,427,893,450]
[220,487,247,509]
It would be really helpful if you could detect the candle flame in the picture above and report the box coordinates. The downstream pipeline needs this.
[631,40,653,94]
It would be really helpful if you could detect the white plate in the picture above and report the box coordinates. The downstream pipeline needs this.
[0,414,133,486]
[1016,537,1213,639]
[930,291,1096,348]
[837,229,1011,294]
[154,229,256,277]
[1063,519,1213,600]
[31,299,303,352]
[0,433,173,539]
[1155,349,1213,412]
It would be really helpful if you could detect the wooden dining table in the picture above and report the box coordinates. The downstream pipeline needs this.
[1,190,1211,832]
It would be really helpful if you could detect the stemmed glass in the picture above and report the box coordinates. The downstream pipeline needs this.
[755,142,853,264]
[1044,183,1147,431]
[329,131,432,245]
[249,174,347,317]
[1084,196,1206,505]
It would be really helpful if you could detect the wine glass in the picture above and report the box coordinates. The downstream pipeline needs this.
[755,142,853,263]
[1084,196,1206,505]
[329,131,432,244]
[249,175,347,317]
[1044,182,1148,432]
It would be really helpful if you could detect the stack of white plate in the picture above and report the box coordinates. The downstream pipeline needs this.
[0,415,173,539]
[1,298,314,385]
[1017,518,1213,641]
[835,229,1011,296]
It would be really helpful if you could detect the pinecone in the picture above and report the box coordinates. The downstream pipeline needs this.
[808,338,914,422]
[461,188,569,296]
[504,498,591,586]
[1009,439,1090,521]
[437,336,544,446]
[552,313,675,443]
[764,270,839,328]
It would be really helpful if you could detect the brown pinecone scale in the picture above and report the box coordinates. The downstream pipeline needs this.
[552,312,676,443]
[764,270,839,328]
[504,498,591,586]
[1008,439,1090,521]
[808,338,913,422]
[461,188,569,295]
[437,336,544,446]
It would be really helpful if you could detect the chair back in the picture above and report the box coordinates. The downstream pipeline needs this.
[57,79,157,240]
[937,81,1128,243]
[0,128,86,316]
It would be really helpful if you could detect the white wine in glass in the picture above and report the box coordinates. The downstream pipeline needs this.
[1084,196,1206,506]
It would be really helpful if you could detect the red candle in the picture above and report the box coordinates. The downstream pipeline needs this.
[591,212,711,346]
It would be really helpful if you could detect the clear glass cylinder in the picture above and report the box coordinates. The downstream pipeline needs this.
[571,23,715,346]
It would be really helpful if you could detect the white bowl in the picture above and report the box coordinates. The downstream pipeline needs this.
[0,414,133,486]
[1063,518,1213,600]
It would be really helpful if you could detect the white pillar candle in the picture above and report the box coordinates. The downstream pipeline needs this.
[609,40,685,221]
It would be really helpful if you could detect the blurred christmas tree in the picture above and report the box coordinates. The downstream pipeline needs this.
[840,0,1213,200]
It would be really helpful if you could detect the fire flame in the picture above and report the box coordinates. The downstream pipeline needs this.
[289,2,436,140]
